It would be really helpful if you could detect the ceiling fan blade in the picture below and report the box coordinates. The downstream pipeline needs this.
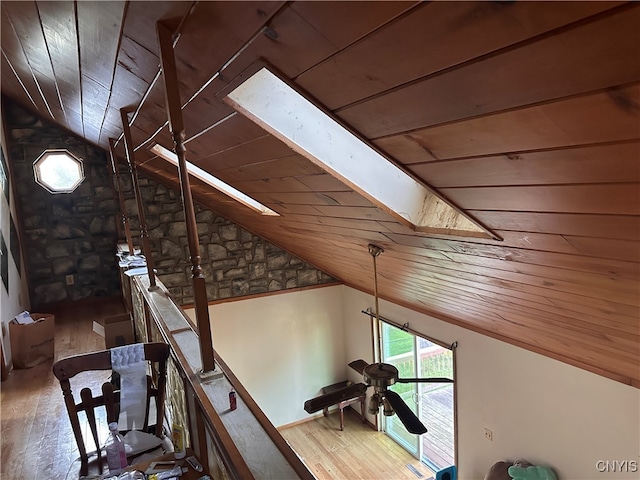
[304,383,368,414]
[384,389,427,435]
[396,377,453,384]
[348,359,369,375]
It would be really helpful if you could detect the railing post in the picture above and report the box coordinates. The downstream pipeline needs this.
[119,108,158,290]
[108,138,136,255]
[156,20,216,375]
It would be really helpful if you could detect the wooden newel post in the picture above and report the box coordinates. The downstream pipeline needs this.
[157,21,216,374]
[120,109,158,290]
[108,138,135,255]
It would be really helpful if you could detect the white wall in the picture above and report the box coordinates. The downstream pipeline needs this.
[187,285,347,427]
[188,285,639,479]
[0,117,30,370]
[342,287,640,480]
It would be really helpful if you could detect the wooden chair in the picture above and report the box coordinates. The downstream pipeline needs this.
[52,342,169,476]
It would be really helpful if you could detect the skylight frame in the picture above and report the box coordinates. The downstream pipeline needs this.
[221,64,495,239]
[149,144,279,217]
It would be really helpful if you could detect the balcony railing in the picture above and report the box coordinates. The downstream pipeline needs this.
[121,267,314,480]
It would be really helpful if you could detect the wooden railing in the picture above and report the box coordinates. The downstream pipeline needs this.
[124,270,315,480]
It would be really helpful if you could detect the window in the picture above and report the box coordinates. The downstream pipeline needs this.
[381,322,456,471]
[224,66,491,238]
[33,149,84,193]
[150,143,279,216]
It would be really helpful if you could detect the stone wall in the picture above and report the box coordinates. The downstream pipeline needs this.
[4,100,121,307]
[4,98,335,307]
[119,175,336,305]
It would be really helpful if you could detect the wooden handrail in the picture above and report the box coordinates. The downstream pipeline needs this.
[131,275,315,480]
[135,279,255,479]
[214,353,317,480]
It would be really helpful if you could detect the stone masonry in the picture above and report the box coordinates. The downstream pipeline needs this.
[5,100,121,306]
[118,175,336,305]
[4,98,335,307]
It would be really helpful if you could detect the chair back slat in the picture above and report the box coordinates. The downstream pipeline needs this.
[52,342,170,476]
[102,381,119,424]
[80,387,103,469]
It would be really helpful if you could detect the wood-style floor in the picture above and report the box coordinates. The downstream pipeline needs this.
[280,412,435,480]
[1,297,126,480]
[1,298,435,480]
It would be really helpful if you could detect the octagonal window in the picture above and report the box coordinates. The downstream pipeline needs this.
[33,149,84,194]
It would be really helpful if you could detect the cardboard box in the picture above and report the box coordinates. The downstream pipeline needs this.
[103,313,134,348]
[9,313,55,368]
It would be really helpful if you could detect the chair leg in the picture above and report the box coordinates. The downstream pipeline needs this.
[60,380,89,477]
[340,407,344,431]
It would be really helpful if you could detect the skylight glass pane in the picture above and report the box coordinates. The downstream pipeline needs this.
[225,67,489,237]
[150,144,279,216]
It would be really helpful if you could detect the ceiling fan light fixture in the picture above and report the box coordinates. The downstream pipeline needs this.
[382,396,395,416]
[368,393,381,415]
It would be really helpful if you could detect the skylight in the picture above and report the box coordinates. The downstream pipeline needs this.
[149,144,279,216]
[224,66,490,238]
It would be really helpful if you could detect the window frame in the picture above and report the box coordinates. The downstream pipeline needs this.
[33,149,85,194]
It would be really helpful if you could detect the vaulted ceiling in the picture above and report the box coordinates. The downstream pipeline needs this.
[1,1,638,387]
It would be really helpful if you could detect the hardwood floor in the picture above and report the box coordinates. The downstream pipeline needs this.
[280,411,436,480]
[0,298,126,480]
[1,297,435,480]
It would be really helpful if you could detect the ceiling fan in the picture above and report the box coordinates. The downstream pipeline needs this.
[303,244,454,435]
[304,358,453,434]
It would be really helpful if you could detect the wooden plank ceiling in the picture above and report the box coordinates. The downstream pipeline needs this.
[1,1,638,387]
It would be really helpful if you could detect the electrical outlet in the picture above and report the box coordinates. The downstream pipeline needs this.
[65,274,74,286]
[484,428,493,441]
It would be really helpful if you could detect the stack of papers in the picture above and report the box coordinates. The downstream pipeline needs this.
[14,311,34,325]
[124,267,148,277]
[118,254,147,268]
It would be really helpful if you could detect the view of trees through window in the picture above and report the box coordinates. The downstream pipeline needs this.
[382,322,455,471]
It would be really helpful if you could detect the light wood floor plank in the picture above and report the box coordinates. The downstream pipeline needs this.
[2,297,436,480]
[280,410,436,480]
[0,297,125,480]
